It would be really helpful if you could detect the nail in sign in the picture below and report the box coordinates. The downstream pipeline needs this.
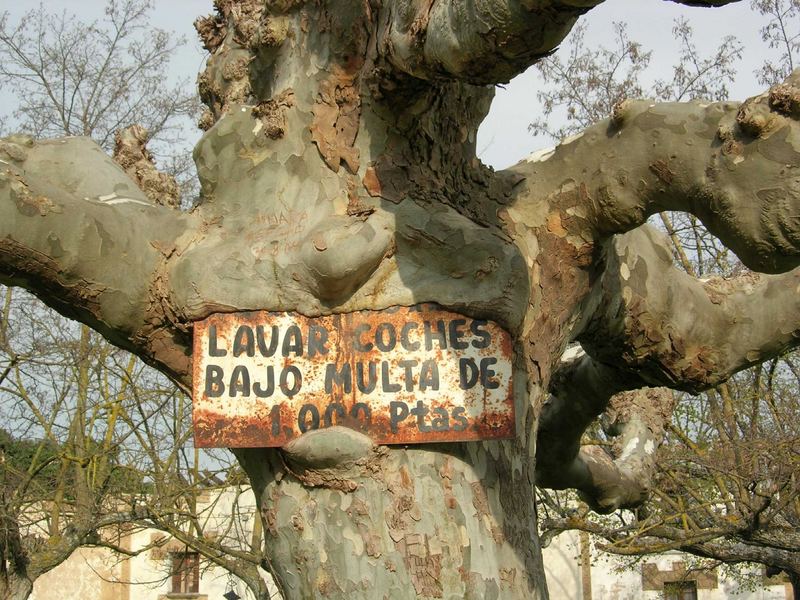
[192,304,515,447]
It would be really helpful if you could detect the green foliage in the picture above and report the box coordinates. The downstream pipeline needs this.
[0,428,60,493]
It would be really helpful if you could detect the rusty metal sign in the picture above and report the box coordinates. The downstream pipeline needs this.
[192,304,514,447]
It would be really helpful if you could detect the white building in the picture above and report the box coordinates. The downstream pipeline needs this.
[29,488,278,600]
[26,493,794,600]
[543,530,794,600]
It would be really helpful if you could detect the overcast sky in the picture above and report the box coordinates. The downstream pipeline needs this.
[4,1,770,169]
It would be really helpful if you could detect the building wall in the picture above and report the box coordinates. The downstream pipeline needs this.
[27,497,792,600]
[543,531,792,600]
[31,546,130,600]
[29,488,276,600]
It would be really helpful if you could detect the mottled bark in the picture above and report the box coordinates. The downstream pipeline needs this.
[384,0,741,84]
[236,425,543,599]
[537,348,675,513]
[533,224,799,510]
[113,125,180,208]
[2,0,799,598]
[578,226,800,391]
[510,77,800,273]
[0,134,194,383]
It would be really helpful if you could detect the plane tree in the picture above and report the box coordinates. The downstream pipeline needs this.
[531,6,800,593]
[2,0,800,598]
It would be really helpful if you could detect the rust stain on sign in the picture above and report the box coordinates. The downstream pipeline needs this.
[192,304,514,447]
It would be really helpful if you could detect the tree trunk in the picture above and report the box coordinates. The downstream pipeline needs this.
[0,574,32,600]
[237,433,546,599]
[789,571,800,600]
[191,10,558,595]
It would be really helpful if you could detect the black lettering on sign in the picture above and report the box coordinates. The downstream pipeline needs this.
[325,363,352,394]
[431,407,451,432]
[419,359,439,391]
[279,365,302,397]
[197,308,509,444]
[232,325,255,357]
[350,402,371,423]
[374,323,397,352]
[470,320,491,348]
[410,400,431,432]
[356,361,377,393]
[389,401,409,433]
[400,322,420,351]
[256,325,279,356]
[282,325,303,357]
[324,403,346,427]
[459,357,479,390]
[452,407,468,431]
[205,365,225,397]
[298,404,320,432]
[270,404,281,437]
[448,319,469,350]
[253,366,275,398]
[459,357,501,390]
[381,361,401,393]
[308,324,329,357]
[229,365,250,397]
[397,359,418,392]
[423,320,447,350]
[208,325,227,357]
[353,323,373,352]
[480,357,500,389]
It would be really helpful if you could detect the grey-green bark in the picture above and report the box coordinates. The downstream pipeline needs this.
[2,0,800,598]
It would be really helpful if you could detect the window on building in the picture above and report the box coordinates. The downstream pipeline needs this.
[171,551,200,594]
[664,580,698,600]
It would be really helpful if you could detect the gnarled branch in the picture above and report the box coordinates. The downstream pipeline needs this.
[508,70,800,273]
[382,0,741,84]
[0,134,194,380]
[580,225,800,392]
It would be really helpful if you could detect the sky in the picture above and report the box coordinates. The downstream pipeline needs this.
[2,1,772,169]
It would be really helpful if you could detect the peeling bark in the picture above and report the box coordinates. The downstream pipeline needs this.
[113,125,180,208]
[2,1,799,598]
[236,426,543,599]
[510,73,800,273]
[576,225,800,392]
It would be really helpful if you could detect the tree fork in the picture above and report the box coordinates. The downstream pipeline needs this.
[3,1,800,598]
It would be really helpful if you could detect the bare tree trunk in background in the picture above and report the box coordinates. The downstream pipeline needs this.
[3,0,800,597]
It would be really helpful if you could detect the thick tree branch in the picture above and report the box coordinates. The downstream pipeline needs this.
[383,0,595,83]
[580,225,800,392]
[508,70,800,273]
[382,0,741,84]
[536,345,675,512]
[0,134,195,381]
[535,221,799,509]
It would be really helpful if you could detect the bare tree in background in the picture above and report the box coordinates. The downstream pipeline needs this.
[0,285,173,599]
[1,286,276,600]
[0,0,200,200]
[753,0,800,85]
